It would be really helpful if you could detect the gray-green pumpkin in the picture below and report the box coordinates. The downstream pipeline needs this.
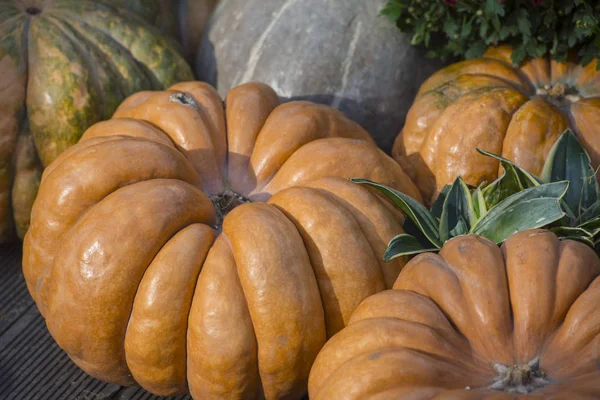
[196,0,444,153]
[0,0,194,242]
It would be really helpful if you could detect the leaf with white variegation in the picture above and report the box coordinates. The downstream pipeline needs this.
[383,234,438,261]
[351,178,442,247]
[541,129,599,221]
[439,177,476,242]
[471,181,568,244]
[477,148,541,208]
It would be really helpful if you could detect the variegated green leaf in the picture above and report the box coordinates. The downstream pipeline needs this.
[351,178,442,248]
[384,234,438,261]
[431,184,450,220]
[541,129,599,219]
[477,148,541,208]
[471,181,568,244]
[439,177,477,242]
[472,184,487,220]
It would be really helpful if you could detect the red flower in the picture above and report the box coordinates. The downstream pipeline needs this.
[532,0,543,5]
[444,0,457,5]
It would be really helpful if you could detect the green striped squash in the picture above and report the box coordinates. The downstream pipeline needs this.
[0,0,194,241]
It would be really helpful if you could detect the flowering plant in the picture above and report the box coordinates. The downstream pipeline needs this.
[382,0,600,68]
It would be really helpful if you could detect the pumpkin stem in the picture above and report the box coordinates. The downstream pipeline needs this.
[489,357,549,394]
[209,189,251,230]
[535,83,581,106]
[169,92,199,110]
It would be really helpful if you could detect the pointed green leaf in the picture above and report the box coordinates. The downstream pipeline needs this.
[471,181,568,244]
[551,226,594,239]
[578,214,600,232]
[472,184,488,220]
[477,148,541,208]
[541,129,599,218]
[552,226,595,248]
[579,200,600,224]
[351,178,442,248]
[384,234,438,261]
[439,177,477,242]
[431,184,451,220]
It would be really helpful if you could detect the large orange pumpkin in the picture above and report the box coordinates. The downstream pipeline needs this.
[309,230,600,399]
[23,81,421,399]
[393,45,600,204]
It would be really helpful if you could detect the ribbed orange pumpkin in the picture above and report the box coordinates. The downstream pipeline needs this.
[393,45,600,204]
[23,81,421,399]
[309,230,600,399]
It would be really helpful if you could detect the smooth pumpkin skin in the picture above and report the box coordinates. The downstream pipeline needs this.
[309,230,600,399]
[0,0,193,242]
[23,82,421,399]
[393,45,600,205]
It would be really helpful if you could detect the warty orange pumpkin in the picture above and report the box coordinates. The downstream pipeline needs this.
[23,81,421,400]
[309,229,600,399]
[393,45,600,205]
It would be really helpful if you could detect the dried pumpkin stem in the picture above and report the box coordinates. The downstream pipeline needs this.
[488,357,549,394]
[169,92,199,110]
[535,83,581,106]
[209,189,251,230]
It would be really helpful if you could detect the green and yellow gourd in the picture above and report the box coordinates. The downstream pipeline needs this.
[0,0,194,242]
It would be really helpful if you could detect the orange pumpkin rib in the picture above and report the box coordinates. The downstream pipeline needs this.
[501,98,569,177]
[418,87,527,204]
[541,276,600,377]
[261,138,422,203]
[113,90,225,194]
[313,349,477,400]
[395,236,514,365]
[22,138,202,308]
[187,234,261,399]
[303,177,407,289]
[225,83,280,196]
[395,74,522,184]
[269,186,386,337]
[224,203,326,400]
[309,317,482,396]
[569,97,600,170]
[248,102,374,192]
[417,58,533,96]
[42,180,216,385]
[125,223,214,396]
[80,118,176,148]
[170,81,227,173]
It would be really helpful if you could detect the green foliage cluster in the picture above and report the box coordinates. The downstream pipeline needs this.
[353,129,600,259]
[382,0,600,68]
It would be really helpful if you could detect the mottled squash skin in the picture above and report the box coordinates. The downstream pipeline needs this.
[393,45,600,205]
[0,0,193,242]
[309,230,600,399]
[23,81,421,399]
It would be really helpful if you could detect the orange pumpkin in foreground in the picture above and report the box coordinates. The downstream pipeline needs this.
[309,230,600,399]
[393,45,600,204]
[23,81,421,399]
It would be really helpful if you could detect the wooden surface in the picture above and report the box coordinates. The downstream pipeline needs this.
[0,243,190,400]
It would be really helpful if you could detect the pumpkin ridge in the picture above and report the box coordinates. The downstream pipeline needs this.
[51,9,163,90]
[23,138,202,306]
[42,179,215,384]
[52,2,192,88]
[304,186,390,290]
[44,15,107,119]
[480,55,537,94]
[186,232,262,399]
[269,186,386,337]
[125,223,215,396]
[27,16,101,166]
[54,11,154,94]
